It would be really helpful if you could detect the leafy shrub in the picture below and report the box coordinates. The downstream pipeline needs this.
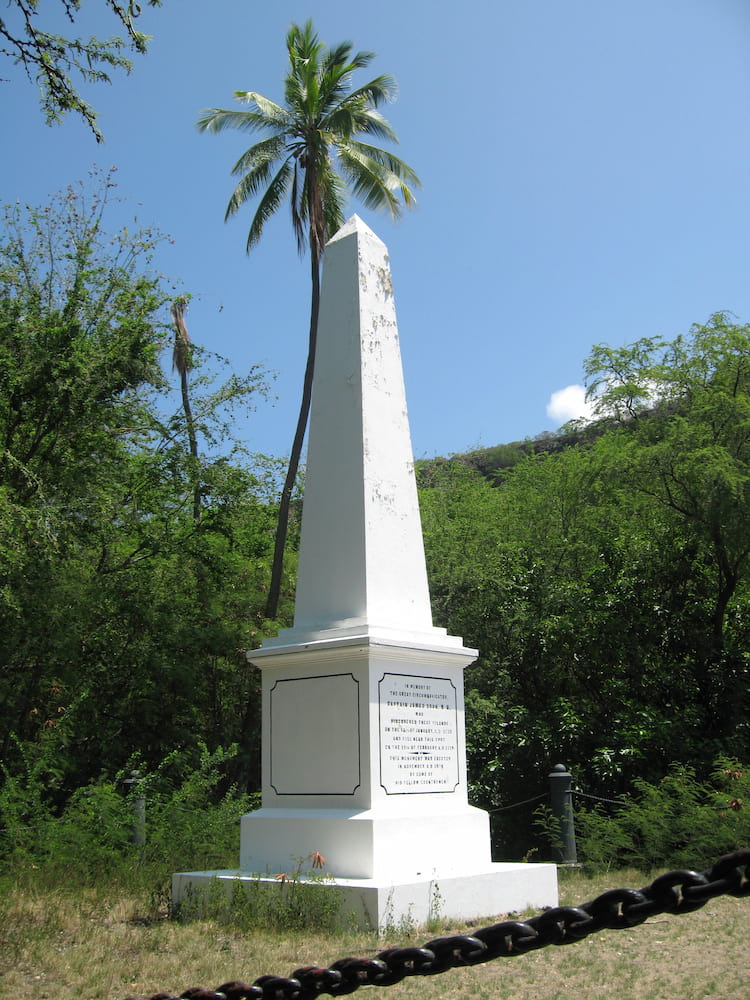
[48,783,134,874]
[575,757,750,871]
[0,741,257,885]
[0,739,56,869]
[142,743,258,871]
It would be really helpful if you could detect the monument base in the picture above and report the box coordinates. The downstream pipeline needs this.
[239,804,496,880]
[172,862,558,931]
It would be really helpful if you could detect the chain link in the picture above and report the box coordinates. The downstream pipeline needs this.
[123,848,750,1000]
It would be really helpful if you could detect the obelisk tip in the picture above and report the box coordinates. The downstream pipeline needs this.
[327,214,383,247]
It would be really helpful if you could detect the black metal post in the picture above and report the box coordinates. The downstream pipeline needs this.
[548,763,577,864]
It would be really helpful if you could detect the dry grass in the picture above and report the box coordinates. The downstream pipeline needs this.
[0,869,747,1000]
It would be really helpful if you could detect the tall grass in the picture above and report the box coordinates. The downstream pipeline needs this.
[0,867,747,1000]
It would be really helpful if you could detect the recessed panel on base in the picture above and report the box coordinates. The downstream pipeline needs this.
[270,673,360,795]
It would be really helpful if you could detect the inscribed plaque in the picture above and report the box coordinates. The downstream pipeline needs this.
[378,673,459,794]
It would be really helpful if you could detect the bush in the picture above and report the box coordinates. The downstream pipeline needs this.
[142,744,258,871]
[575,757,750,871]
[0,741,257,886]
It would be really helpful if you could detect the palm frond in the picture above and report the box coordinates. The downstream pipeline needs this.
[317,49,378,114]
[352,107,399,141]
[318,67,358,115]
[339,48,377,73]
[244,158,294,253]
[306,166,326,260]
[197,107,280,136]
[341,138,421,191]
[170,296,192,377]
[321,167,347,241]
[287,19,322,60]
[325,104,398,143]
[234,91,288,122]
[301,68,320,119]
[225,156,282,220]
[344,73,399,107]
[317,61,368,112]
[320,75,399,138]
[336,140,419,217]
[321,41,357,73]
[199,20,419,257]
[283,74,305,116]
[290,157,306,255]
[230,134,289,179]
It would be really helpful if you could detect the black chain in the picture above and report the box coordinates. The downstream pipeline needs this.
[123,848,750,1000]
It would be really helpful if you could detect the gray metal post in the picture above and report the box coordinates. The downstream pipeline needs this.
[548,763,577,864]
[125,769,146,847]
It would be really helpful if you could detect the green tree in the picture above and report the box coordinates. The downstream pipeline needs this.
[0,176,275,797]
[197,19,420,619]
[418,318,750,855]
[0,172,166,766]
[585,313,750,732]
[0,0,163,141]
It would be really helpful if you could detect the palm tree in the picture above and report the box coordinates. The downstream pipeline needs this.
[197,20,420,620]
[170,295,201,524]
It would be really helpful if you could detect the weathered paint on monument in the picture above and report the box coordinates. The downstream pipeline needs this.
[291,216,434,637]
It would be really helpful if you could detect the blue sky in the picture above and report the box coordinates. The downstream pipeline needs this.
[3,0,750,460]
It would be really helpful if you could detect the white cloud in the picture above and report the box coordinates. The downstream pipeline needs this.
[546,384,595,424]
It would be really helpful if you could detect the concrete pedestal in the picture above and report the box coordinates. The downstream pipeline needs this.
[173,863,556,932]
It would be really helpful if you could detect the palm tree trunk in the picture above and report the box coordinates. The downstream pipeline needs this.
[171,298,201,524]
[265,247,321,619]
[179,369,201,523]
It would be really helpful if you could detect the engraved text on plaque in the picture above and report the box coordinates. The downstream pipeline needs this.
[378,673,459,794]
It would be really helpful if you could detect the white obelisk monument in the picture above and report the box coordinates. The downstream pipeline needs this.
[174,217,558,927]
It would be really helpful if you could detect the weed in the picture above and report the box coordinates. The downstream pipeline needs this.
[174,857,342,933]
[426,877,443,933]
[532,803,563,860]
